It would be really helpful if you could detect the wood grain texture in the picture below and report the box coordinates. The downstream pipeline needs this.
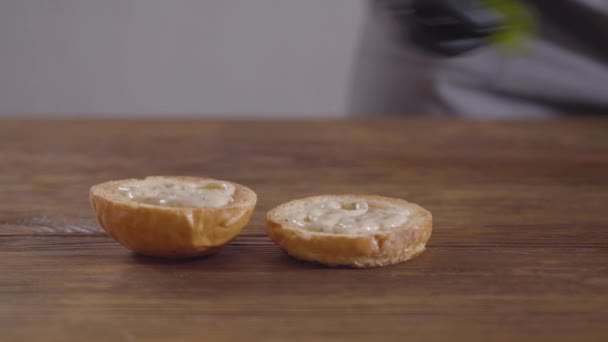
[1,118,608,341]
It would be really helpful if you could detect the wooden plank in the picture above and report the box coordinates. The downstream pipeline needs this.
[1,119,608,341]
[1,236,607,341]
[2,119,608,237]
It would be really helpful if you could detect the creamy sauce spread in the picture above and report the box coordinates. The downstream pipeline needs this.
[289,199,409,233]
[118,179,235,208]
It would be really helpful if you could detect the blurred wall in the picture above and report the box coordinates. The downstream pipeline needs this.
[0,0,364,117]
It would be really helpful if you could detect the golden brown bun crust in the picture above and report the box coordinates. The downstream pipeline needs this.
[90,176,256,258]
[266,195,432,268]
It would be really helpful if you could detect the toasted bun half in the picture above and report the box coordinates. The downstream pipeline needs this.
[266,195,432,268]
[90,176,257,258]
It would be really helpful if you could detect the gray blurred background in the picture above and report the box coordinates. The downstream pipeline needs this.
[3,1,607,119]
[0,0,364,118]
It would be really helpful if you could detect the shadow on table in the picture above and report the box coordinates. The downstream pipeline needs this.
[126,246,342,271]
[129,253,219,265]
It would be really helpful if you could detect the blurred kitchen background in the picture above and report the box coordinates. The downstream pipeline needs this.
[0,0,363,118]
[1,0,607,118]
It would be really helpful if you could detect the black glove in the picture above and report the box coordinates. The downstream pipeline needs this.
[386,0,507,57]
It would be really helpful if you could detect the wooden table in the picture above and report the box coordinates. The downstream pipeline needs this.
[2,119,607,341]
